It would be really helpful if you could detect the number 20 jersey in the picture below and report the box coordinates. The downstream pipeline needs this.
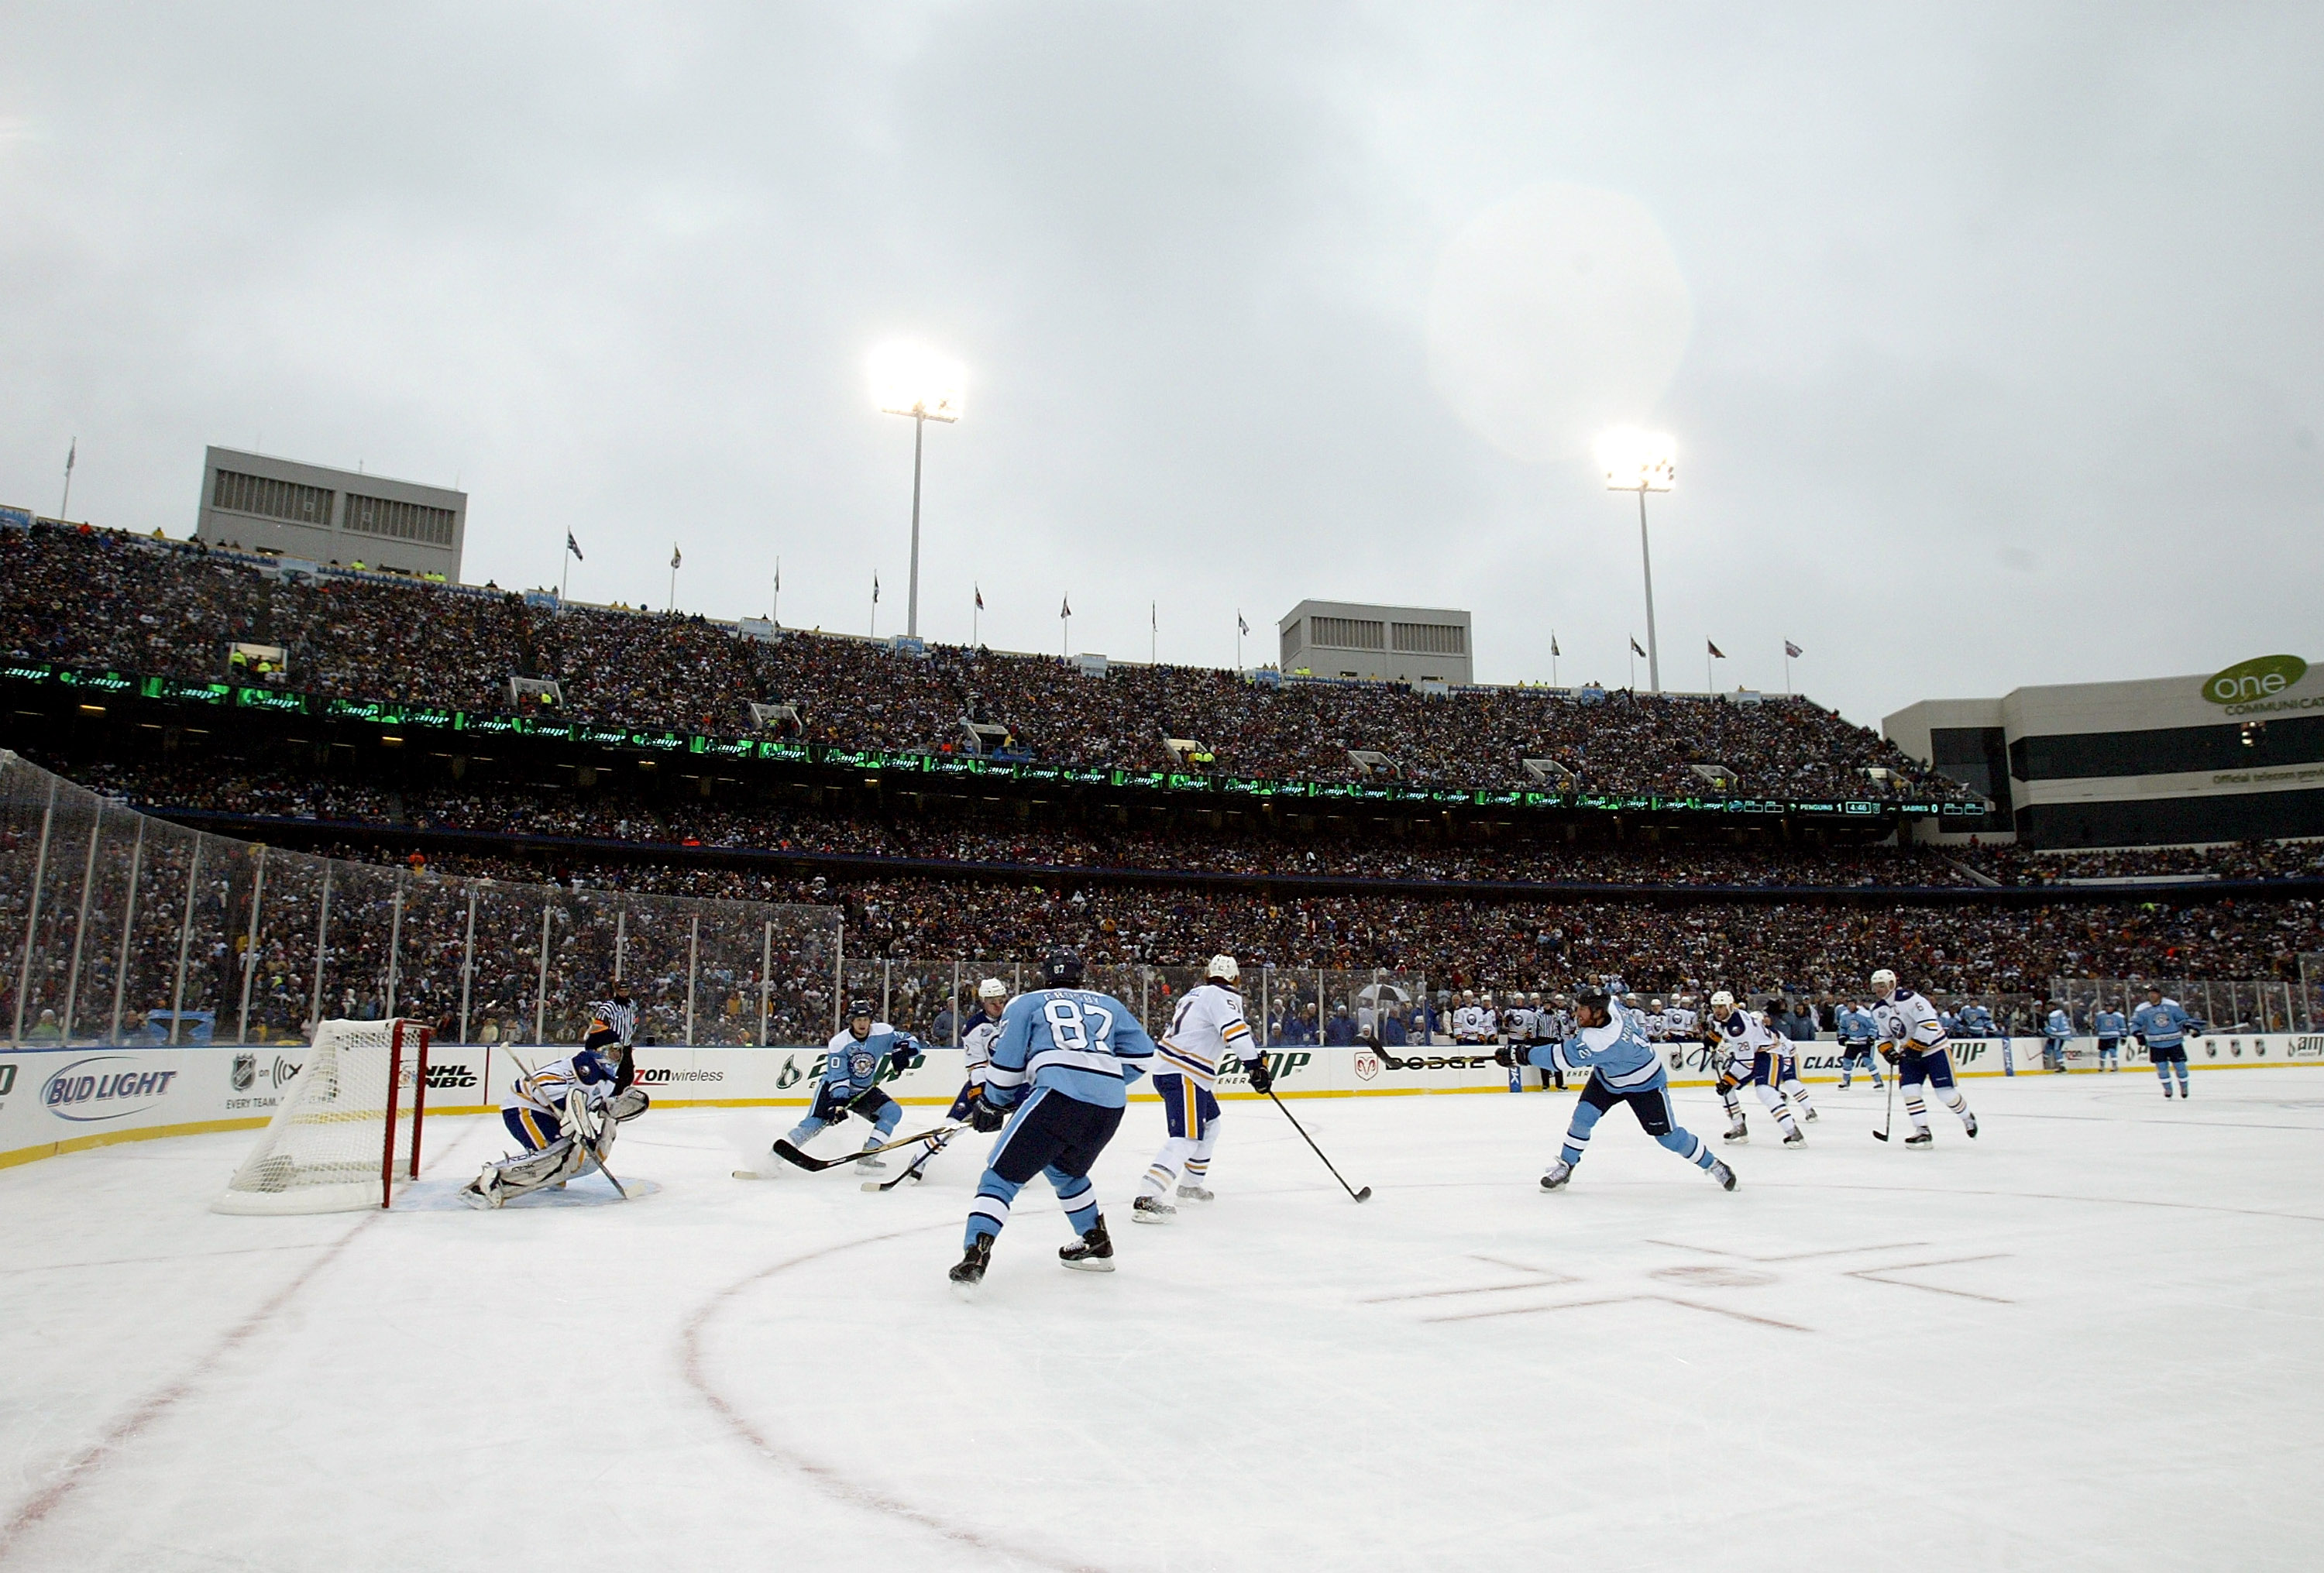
[984,987,1158,1111]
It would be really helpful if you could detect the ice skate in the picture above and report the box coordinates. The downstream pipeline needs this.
[1708,1159,1738,1192]
[854,1147,887,1171]
[1059,1220,1116,1271]
[949,1238,992,1289]
[1174,1183,1215,1203]
[1722,1121,1749,1144]
[2162,1084,2174,1099]
[1538,1160,1573,1190]
[1904,1130,1934,1149]
[1803,1106,1819,1123]
[1962,1111,1979,1139]
[1131,1194,1175,1224]
[1782,1129,1806,1147]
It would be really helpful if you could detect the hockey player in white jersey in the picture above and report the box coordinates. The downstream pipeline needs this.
[889,978,1009,1187]
[461,996,648,1208]
[1708,991,1807,1146]
[1133,954,1264,1221]
[1870,969,1979,1146]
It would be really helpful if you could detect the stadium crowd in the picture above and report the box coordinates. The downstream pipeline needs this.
[1958,840,2324,884]
[300,839,2321,995]
[56,752,1986,887]
[3,523,1956,799]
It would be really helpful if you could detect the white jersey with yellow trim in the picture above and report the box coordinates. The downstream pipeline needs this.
[961,1015,1002,1087]
[1872,989,1948,1053]
[507,1048,622,1118]
[1157,981,1255,1090]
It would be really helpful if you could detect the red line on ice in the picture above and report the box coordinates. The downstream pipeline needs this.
[0,1212,380,1564]
[679,1226,1115,1573]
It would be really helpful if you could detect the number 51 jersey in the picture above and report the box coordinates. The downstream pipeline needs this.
[985,987,1158,1110]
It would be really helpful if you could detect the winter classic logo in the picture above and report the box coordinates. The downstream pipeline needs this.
[2203,654,2310,711]
[43,1055,179,1122]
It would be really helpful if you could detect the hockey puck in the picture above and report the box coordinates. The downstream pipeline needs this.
[731,1169,765,1180]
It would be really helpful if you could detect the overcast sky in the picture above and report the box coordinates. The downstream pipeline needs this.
[4,4,2320,730]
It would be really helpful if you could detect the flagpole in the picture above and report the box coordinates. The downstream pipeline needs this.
[59,438,75,521]
[1236,609,1243,671]
[1628,643,1635,691]
[1150,601,1156,665]
[772,558,781,624]
[668,545,678,613]
[971,586,979,647]
[561,538,569,604]
[1552,632,1558,689]
[1784,644,1792,695]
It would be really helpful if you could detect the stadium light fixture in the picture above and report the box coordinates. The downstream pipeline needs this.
[1596,427,1675,693]
[871,342,965,641]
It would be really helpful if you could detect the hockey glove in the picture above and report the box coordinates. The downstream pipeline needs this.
[1494,1045,1524,1069]
[887,1047,923,1077]
[968,1093,1009,1133]
[1879,1046,1903,1066]
[1243,1056,1275,1094]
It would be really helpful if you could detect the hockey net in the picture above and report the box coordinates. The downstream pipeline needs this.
[213,1018,431,1214]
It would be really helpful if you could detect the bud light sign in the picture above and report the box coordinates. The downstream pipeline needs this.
[42,1056,180,1122]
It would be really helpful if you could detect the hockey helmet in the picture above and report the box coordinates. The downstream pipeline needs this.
[1207,953,1240,983]
[1571,985,1612,1016]
[847,999,875,1023]
[977,977,1009,1001]
[1709,990,1735,1011]
[1043,951,1085,987]
[1870,968,1899,994]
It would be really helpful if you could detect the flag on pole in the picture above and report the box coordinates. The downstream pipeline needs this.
[773,562,781,592]
[1707,640,1726,659]
[1061,595,1071,619]
[872,572,881,603]
[566,531,583,562]
[64,440,75,474]
[1237,613,1250,636]
[1551,634,1561,658]
[975,586,985,610]
[1630,637,1647,657]
[1784,640,1803,658]
[670,544,682,570]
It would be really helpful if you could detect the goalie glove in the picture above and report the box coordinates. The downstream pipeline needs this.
[607,1087,650,1123]
[1243,1056,1274,1094]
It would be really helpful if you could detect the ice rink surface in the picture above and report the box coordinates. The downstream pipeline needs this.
[4,1070,2322,1571]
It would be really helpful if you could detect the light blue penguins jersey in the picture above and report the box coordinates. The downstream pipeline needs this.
[1522,1015,1667,1094]
[2130,999,2192,1048]
[816,1024,920,1101]
[2093,1009,2127,1039]
[1957,1005,1997,1036]
[984,987,1156,1110]
[1837,1005,1878,1044]
[2045,1008,2073,1039]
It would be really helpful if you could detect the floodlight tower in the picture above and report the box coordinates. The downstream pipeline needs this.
[871,342,965,640]
[1596,428,1676,693]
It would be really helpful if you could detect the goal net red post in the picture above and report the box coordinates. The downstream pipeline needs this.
[213,1018,431,1214]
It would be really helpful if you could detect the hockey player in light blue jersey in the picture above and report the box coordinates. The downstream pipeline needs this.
[779,1002,924,1170]
[2042,1001,2074,1073]
[2092,1005,2127,1070]
[2131,987,2195,1098]
[1496,986,1736,1193]
[949,952,1157,1287]
[1836,1001,1884,1089]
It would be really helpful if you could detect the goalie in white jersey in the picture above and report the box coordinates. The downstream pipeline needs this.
[1134,954,1265,1223]
[1870,970,1979,1146]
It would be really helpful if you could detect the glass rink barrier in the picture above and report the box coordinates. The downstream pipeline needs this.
[0,751,843,1055]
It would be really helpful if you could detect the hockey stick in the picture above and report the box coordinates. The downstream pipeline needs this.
[1872,1052,1899,1142]
[758,1124,970,1175]
[865,1127,960,1191]
[583,1139,630,1200]
[1263,1090,1371,1203]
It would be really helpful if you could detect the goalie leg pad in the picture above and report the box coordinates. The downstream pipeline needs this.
[480,1137,590,1202]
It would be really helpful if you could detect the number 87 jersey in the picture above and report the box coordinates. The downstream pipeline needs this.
[984,987,1158,1111]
